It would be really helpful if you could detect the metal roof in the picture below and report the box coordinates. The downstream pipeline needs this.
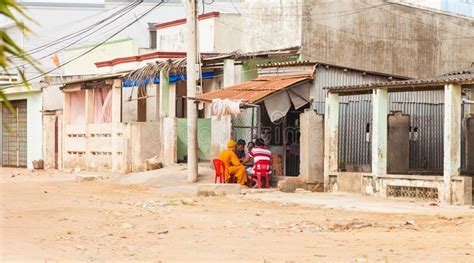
[197,74,313,104]
[325,72,474,94]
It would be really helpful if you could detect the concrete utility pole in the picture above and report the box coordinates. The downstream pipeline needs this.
[185,0,198,183]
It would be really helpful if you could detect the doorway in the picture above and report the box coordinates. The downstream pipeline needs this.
[260,104,309,176]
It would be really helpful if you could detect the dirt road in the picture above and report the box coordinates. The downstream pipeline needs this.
[1,169,473,262]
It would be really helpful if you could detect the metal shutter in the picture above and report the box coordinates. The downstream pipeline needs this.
[2,100,27,167]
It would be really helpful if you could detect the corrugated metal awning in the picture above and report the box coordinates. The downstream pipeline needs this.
[325,73,474,95]
[196,74,313,104]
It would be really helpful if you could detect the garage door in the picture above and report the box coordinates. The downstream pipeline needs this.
[2,100,27,167]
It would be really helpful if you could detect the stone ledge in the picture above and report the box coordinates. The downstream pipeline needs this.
[197,184,241,196]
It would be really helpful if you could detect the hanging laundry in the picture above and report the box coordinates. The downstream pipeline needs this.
[211,98,241,120]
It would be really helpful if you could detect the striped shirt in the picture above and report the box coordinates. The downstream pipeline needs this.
[249,146,272,163]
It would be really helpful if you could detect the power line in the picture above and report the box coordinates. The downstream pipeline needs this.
[1,0,166,89]
[15,1,142,57]
[3,1,143,73]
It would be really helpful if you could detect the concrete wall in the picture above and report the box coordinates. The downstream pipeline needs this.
[240,0,303,52]
[123,122,161,172]
[162,117,177,166]
[64,38,138,75]
[42,84,64,111]
[332,172,472,205]
[177,118,212,162]
[213,14,245,53]
[156,15,242,53]
[299,110,324,185]
[1,90,43,169]
[157,17,215,52]
[42,113,57,170]
[63,121,160,172]
[388,112,410,174]
[301,0,474,78]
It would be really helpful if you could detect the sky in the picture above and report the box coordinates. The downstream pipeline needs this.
[406,0,441,9]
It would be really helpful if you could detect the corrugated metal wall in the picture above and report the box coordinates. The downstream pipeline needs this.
[312,66,448,172]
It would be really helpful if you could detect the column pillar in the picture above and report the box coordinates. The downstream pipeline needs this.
[443,84,462,204]
[223,59,235,87]
[160,70,170,117]
[111,79,122,172]
[168,83,176,118]
[371,88,388,190]
[85,89,94,124]
[84,89,94,168]
[323,92,339,191]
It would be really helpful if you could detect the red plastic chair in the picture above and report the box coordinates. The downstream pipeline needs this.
[213,159,226,184]
[251,160,271,188]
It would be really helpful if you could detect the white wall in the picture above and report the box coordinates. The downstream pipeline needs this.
[156,14,244,53]
[64,38,137,75]
[157,18,216,52]
[238,0,303,52]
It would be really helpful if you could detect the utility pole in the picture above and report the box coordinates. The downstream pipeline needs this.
[185,0,198,183]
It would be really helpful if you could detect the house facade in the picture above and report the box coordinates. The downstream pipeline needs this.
[238,0,474,78]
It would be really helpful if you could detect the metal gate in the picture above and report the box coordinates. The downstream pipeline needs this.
[2,100,27,167]
[231,107,259,143]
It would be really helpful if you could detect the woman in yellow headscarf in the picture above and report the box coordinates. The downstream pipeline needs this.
[218,140,247,185]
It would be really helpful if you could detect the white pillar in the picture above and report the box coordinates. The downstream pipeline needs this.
[185,0,198,183]
[111,79,122,172]
[443,84,462,204]
[223,59,235,87]
[84,89,94,168]
[372,88,388,187]
[323,92,339,191]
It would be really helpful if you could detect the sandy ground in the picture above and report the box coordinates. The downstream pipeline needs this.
[1,168,473,262]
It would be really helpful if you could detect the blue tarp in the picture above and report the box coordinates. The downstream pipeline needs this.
[122,71,216,88]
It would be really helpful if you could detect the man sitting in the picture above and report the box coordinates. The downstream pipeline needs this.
[218,140,247,186]
[243,141,255,174]
[235,139,246,161]
[243,138,271,186]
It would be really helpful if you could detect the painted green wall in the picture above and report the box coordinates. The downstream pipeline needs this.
[177,118,211,162]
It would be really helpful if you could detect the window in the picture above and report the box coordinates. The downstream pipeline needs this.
[149,30,157,49]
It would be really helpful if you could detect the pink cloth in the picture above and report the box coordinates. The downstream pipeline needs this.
[93,88,112,123]
[70,90,86,125]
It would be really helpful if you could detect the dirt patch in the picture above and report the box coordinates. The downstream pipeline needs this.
[0,171,473,262]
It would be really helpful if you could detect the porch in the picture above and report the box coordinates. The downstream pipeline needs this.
[324,69,474,205]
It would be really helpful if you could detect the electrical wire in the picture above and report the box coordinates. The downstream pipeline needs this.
[1,0,166,90]
[2,1,143,73]
[14,1,142,58]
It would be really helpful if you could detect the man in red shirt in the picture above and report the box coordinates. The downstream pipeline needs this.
[243,138,272,186]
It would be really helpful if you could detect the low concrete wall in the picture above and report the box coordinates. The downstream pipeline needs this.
[162,117,177,166]
[124,122,161,172]
[63,122,160,173]
[330,172,472,205]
